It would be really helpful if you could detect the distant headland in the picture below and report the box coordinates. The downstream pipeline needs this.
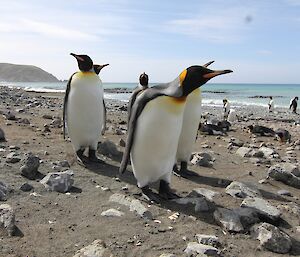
[0,63,59,82]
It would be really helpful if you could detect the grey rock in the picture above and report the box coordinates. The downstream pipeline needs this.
[101,208,124,217]
[0,182,9,201]
[42,114,53,119]
[20,154,40,179]
[268,165,300,189]
[19,183,33,192]
[158,254,176,257]
[191,188,219,201]
[97,140,121,158]
[40,170,74,193]
[191,152,213,167]
[0,204,15,236]
[277,189,292,196]
[50,118,61,128]
[109,193,152,219]
[213,208,244,232]
[236,147,253,158]
[281,163,300,177]
[184,242,220,256]
[58,160,70,168]
[73,239,115,257]
[0,128,6,142]
[225,181,261,198]
[230,138,244,147]
[233,207,260,228]
[195,234,221,248]
[5,152,21,163]
[241,197,281,221]
[19,118,30,124]
[3,111,16,121]
[258,146,277,158]
[252,222,292,254]
[173,197,210,212]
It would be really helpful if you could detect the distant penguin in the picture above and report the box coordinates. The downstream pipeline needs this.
[119,65,232,202]
[247,125,275,137]
[63,53,106,165]
[175,61,215,176]
[198,123,226,136]
[93,64,109,135]
[275,129,291,143]
[128,72,149,123]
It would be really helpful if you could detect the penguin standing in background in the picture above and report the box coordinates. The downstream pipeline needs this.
[120,65,232,202]
[175,61,215,176]
[93,64,109,135]
[63,53,107,165]
[128,72,149,123]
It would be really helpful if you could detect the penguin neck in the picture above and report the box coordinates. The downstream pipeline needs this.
[79,68,95,75]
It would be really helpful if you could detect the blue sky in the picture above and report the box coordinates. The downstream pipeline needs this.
[0,0,300,83]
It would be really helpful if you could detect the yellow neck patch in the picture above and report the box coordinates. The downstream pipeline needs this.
[179,69,187,86]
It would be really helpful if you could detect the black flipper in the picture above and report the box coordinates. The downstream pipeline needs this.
[101,99,106,135]
[119,79,182,174]
[63,72,77,140]
[127,87,143,125]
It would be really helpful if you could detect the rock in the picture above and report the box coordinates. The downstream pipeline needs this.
[233,207,260,229]
[236,147,253,158]
[101,209,124,217]
[50,118,61,128]
[158,254,176,257]
[20,154,40,179]
[0,182,9,201]
[0,204,15,236]
[184,242,220,256]
[241,197,281,221]
[231,138,244,147]
[109,193,152,219]
[191,188,219,201]
[213,208,244,232]
[58,160,70,168]
[42,114,53,120]
[225,181,261,198]
[118,138,126,147]
[40,170,74,193]
[268,165,300,189]
[277,189,292,196]
[195,234,221,248]
[3,111,16,121]
[191,152,213,167]
[19,118,30,124]
[252,223,292,254]
[5,152,21,163]
[281,163,300,177]
[73,239,115,257]
[172,197,210,212]
[258,146,277,158]
[97,140,121,158]
[19,183,33,192]
[0,128,6,142]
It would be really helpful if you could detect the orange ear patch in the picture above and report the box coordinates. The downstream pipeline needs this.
[179,69,187,85]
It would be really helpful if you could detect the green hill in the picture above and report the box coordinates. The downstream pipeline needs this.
[0,63,59,82]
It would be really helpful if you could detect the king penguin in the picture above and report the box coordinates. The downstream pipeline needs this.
[128,72,149,123]
[119,65,232,202]
[93,64,109,135]
[175,61,231,177]
[63,53,107,165]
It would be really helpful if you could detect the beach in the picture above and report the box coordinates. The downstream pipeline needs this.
[0,85,300,257]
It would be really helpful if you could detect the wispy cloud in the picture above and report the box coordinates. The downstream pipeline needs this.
[164,8,254,43]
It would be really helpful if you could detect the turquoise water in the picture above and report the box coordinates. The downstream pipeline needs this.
[1,81,299,108]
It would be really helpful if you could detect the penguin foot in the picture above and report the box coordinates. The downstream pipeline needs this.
[159,180,180,200]
[88,149,105,164]
[141,186,161,204]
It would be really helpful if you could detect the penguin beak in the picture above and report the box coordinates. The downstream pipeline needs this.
[70,53,84,62]
[203,61,215,68]
[98,63,109,71]
[203,69,233,79]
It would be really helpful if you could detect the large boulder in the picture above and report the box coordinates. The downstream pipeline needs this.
[20,154,40,179]
[225,181,261,198]
[252,223,292,254]
[73,239,115,257]
[40,170,74,193]
[213,208,244,232]
[0,204,15,236]
[184,242,220,256]
[268,164,300,188]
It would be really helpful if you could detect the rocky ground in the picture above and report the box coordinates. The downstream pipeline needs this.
[0,85,300,257]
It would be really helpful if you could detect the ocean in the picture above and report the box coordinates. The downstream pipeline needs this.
[1,81,299,109]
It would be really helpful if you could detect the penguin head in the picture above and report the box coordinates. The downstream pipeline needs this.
[179,63,232,96]
[93,64,109,75]
[139,72,149,87]
[70,53,93,72]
